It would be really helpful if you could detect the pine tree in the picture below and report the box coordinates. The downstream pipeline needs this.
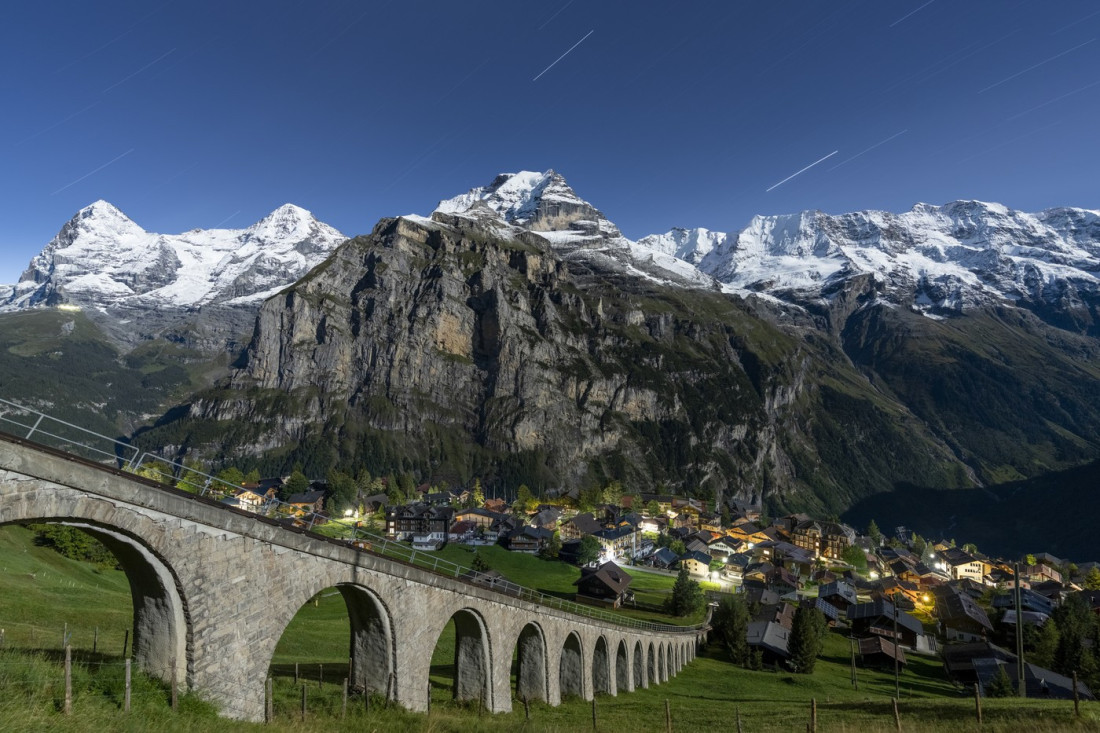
[577,535,601,566]
[788,606,827,673]
[281,469,310,499]
[665,567,704,617]
[1031,618,1060,669]
[711,594,750,664]
[1085,567,1100,591]
[986,665,1015,697]
[867,519,882,546]
[471,551,490,572]
[469,478,485,509]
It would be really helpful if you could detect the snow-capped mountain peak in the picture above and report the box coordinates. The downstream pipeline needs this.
[636,201,1100,319]
[246,203,322,242]
[433,170,716,289]
[1,202,347,316]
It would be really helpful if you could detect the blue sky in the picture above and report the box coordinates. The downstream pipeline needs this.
[2,0,1099,283]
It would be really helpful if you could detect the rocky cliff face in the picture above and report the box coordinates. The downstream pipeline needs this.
[131,173,1100,512]
[147,210,974,511]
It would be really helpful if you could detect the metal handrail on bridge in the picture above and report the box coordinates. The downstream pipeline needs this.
[0,398,703,634]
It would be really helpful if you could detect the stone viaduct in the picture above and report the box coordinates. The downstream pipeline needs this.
[0,433,704,720]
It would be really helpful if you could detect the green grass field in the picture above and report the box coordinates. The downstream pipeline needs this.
[2,525,1097,732]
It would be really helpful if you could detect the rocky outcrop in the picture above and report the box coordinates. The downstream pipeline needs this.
[158,211,973,510]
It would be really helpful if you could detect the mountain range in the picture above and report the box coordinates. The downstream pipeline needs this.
[3,171,1099,536]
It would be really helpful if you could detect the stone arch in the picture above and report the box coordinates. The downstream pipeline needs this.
[513,622,548,703]
[559,631,584,699]
[441,608,492,703]
[665,643,673,678]
[633,640,646,688]
[1,513,190,690]
[648,642,658,684]
[592,635,611,695]
[657,642,667,682]
[336,583,395,698]
[615,639,630,693]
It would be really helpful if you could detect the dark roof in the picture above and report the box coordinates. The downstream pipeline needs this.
[819,580,858,606]
[941,642,1016,677]
[847,599,925,636]
[859,635,906,665]
[990,585,1056,611]
[805,597,841,621]
[593,524,636,542]
[574,562,633,594]
[650,547,679,565]
[742,586,780,606]
[746,621,790,657]
[934,588,993,631]
[510,525,553,541]
[681,550,712,565]
[941,547,979,566]
[976,661,1095,701]
[287,489,326,505]
[565,512,602,535]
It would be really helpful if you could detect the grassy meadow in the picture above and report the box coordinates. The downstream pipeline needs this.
[1,524,1097,731]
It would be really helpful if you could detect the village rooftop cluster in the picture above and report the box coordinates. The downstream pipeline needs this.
[193,470,1100,701]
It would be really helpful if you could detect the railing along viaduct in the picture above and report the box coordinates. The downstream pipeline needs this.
[0,426,703,721]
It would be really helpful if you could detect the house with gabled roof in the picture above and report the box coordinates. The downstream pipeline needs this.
[941,547,990,584]
[819,580,858,613]
[746,621,790,664]
[680,549,712,577]
[560,512,602,540]
[791,519,856,560]
[574,561,633,608]
[934,586,992,642]
[847,599,926,649]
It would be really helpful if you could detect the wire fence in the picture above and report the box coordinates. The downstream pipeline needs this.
[0,398,704,635]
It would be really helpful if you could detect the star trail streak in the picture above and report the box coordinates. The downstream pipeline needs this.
[533,30,594,81]
[766,151,838,192]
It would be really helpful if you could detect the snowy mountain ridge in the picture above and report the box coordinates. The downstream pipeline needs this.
[433,170,717,289]
[1,200,347,313]
[668,201,1100,316]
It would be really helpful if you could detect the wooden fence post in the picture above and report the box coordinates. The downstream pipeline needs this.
[122,630,129,659]
[665,698,672,733]
[811,697,817,733]
[736,706,744,733]
[892,697,901,732]
[592,697,598,730]
[974,683,982,727]
[319,663,324,688]
[294,662,299,684]
[63,645,72,715]
[1074,672,1081,717]
[524,695,530,720]
[342,678,348,719]
[93,627,98,656]
[265,677,273,723]
[170,657,178,710]
[124,659,131,713]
